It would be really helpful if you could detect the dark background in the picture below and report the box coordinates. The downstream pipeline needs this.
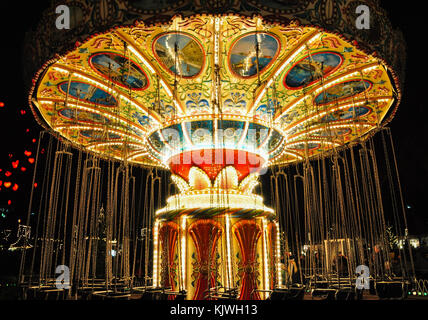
[0,0,426,234]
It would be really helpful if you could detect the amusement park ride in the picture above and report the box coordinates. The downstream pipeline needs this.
[11,0,420,300]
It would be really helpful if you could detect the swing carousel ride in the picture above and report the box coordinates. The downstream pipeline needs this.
[16,0,414,300]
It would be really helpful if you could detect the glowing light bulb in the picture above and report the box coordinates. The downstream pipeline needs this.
[12,160,19,169]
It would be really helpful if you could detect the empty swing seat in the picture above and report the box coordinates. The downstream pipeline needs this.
[376,281,406,299]
[268,287,305,300]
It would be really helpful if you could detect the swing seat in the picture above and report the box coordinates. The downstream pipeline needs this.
[267,287,305,300]
[376,281,407,300]
[311,288,337,300]
[334,288,355,300]
[92,290,131,300]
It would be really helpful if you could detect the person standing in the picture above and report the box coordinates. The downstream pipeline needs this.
[288,255,298,284]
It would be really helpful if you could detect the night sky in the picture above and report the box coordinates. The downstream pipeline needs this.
[0,1,426,233]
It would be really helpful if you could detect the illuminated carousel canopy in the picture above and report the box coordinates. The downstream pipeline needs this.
[28,4,403,168]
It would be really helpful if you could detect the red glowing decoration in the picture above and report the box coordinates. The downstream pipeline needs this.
[4,182,11,188]
[24,151,32,157]
[32,139,36,143]
[0,102,4,107]
[12,160,19,169]
[28,158,35,164]
[21,167,27,172]
[12,184,19,191]
[34,183,38,188]
[26,129,30,133]
[5,171,12,177]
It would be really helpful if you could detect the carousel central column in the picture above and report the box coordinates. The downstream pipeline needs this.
[153,149,279,300]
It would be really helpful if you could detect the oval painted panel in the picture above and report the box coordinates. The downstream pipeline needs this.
[314,80,372,105]
[217,120,245,147]
[284,52,343,89]
[80,130,121,140]
[185,120,214,146]
[161,123,184,149]
[89,52,149,90]
[148,131,165,153]
[59,81,117,106]
[230,33,279,77]
[267,130,284,151]
[321,106,371,122]
[154,33,204,77]
[244,122,270,149]
[58,108,111,124]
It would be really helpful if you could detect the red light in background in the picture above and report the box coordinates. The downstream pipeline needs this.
[20,110,26,115]
[7,200,11,205]
[0,181,2,186]
[4,182,11,188]
[32,139,36,143]
[12,184,18,191]
[34,183,38,188]
[8,153,13,158]
[41,149,45,154]
[0,102,4,108]
[12,160,19,169]
[21,167,27,172]
[28,158,35,164]
[5,171,12,177]
[26,129,29,133]
[24,151,32,157]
